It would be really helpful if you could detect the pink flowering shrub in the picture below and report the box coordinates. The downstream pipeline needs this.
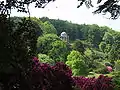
[31,57,74,90]
[73,75,114,90]
[106,66,113,72]
[0,57,115,90]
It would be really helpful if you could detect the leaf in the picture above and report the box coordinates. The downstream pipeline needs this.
[97,0,102,4]
[77,5,81,8]
[48,0,52,3]
[88,0,94,7]
[77,2,83,8]
[85,1,90,8]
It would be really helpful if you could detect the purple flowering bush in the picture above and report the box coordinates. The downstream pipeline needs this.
[30,57,115,90]
[0,56,115,90]
[73,75,114,90]
[31,57,74,90]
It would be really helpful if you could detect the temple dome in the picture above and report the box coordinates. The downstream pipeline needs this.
[60,32,67,37]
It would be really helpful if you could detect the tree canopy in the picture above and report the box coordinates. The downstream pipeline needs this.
[78,0,120,19]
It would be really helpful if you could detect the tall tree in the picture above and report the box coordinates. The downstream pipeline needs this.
[0,16,39,89]
[103,32,114,44]
[87,24,104,48]
[48,40,69,62]
[37,34,60,54]
[108,32,120,61]
[66,50,88,76]
[72,40,86,54]
[42,21,57,34]
[38,53,55,65]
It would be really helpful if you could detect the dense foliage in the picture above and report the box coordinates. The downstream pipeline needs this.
[66,50,88,76]
[1,0,120,89]
[38,53,55,65]
[37,34,60,54]
[39,17,120,89]
[0,15,120,89]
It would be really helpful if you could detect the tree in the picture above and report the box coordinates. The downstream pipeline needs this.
[99,42,106,53]
[99,31,120,61]
[42,21,57,34]
[77,0,120,19]
[0,0,55,15]
[0,16,39,89]
[0,17,39,69]
[86,24,107,48]
[37,34,60,54]
[38,53,55,65]
[30,17,44,36]
[108,43,120,61]
[48,40,69,62]
[84,48,105,69]
[115,60,120,71]
[103,32,114,44]
[66,50,88,76]
[30,17,57,35]
[9,17,43,37]
[72,40,85,54]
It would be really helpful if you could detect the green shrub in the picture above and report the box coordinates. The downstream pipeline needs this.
[66,50,88,76]
[115,60,120,71]
[110,71,120,90]
[93,62,108,74]
[38,53,55,65]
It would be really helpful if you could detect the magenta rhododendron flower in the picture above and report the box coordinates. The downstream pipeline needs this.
[106,66,112,72]
[33,56,39,61]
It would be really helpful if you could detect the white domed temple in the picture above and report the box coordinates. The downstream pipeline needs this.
[60,32,69,42]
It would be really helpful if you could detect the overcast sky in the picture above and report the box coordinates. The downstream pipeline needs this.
[11,0,120,31]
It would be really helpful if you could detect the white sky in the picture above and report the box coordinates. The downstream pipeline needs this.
[11,0,120,31]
